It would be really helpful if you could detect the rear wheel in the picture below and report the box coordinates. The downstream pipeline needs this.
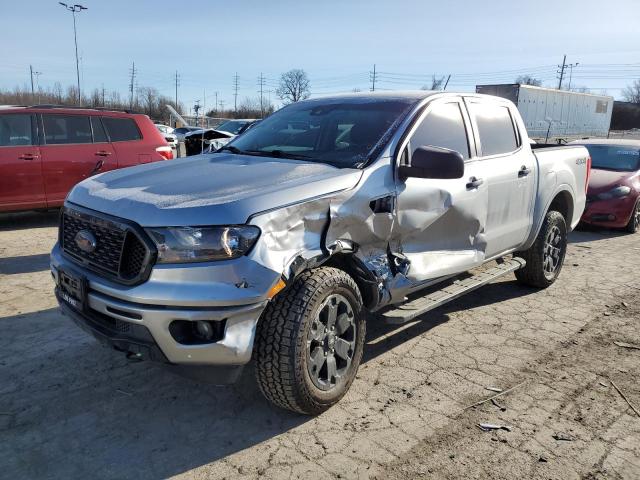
[625,199,640,233]
[515,210,567,288]
[254,267,365,415]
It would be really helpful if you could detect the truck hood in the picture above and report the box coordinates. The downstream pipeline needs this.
[588,168,634,193]
[67,154,362,227]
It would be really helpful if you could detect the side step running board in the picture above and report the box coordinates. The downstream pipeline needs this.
[381,257,526,325]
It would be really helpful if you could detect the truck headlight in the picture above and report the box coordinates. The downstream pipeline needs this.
[597,186,631,200]
[146,226,260,263]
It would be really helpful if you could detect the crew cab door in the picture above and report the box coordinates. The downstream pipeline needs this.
[465,99,535,257]
[40,113,117,207]
[0,113,45,211]
[394,98,489,282]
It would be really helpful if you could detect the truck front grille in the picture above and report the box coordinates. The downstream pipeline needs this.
[61,206,156,285]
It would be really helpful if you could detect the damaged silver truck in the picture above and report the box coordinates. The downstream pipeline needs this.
[51,92,590,414]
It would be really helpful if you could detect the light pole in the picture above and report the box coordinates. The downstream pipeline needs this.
[59,2,87,105]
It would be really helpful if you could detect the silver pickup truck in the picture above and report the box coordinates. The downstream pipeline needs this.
[51,92,590,414]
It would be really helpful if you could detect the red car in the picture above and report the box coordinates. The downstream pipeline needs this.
[0,106,173,213]
[573,139,640,233]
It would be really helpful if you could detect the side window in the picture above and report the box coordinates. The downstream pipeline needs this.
[0,114,33,147]
[43,114,93,145]
[102,117,142,142]
[469,103,519,156]
[410,102,470,159]
[90,116,108,143]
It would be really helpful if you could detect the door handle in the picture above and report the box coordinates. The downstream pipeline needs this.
[518,166,531,177]
[466,176,484,189]
[95,151,112,157]
[18,153,39,160]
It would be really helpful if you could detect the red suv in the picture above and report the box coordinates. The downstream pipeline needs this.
[0,106,173,213]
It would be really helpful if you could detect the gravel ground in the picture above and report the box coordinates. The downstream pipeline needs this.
[0,211,639,480]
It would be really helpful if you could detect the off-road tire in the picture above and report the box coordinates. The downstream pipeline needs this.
[625,199,640,233]
[515,210,567,288]
[254,267,365,415]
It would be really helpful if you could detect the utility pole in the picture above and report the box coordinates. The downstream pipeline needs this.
[174,70,180,109]
[443,74,451,91]
[129,62,136,109]
[219,99,225,114]
[59,3,87,105]
[215,91,218,114]
[30,65,35,100]
[567,62,579,91]
[233,73,239,114]
[258,72,266,116]
[557,54,567,90]
[101,84,106,106]
[194,100,201,127]
[370,64,377,92]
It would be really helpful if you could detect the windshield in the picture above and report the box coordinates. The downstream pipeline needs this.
[226,99,414,168]
[584,145,640,171]
[215,120,249,135]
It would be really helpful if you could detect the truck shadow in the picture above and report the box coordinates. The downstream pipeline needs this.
[1,278,538,479]
[363,279,537,363]
[568,227,628,244]
[0,253,51,275]
[0,210,59,231]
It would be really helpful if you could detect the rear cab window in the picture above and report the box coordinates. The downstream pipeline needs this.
[0,114,35,146]
[102,117,142,142]
[468,102,520,157]
[42,114,93,144]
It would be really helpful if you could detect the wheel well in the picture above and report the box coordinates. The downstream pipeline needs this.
[322,254,379,311]
[548,191,573,224]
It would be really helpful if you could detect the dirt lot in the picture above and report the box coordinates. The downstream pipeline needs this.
[1,211,639,480]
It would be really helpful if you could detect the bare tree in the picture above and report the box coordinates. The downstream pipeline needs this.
[422,75,446,91]
[276,69,311,104]
[622,80,640,103]
[515,75,542,86]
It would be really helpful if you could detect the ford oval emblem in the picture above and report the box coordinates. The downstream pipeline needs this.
[75,230,97,253]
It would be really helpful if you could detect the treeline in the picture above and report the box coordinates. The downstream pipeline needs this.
[0,83,275,123]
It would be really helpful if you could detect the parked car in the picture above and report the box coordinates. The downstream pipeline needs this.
[183,128,234,156]
[173,126,201,142]
[51,92,589,415]
[155,124,178,150]
[154,123,174,135]
[570,139,640,232]
[213,119,258,136]
[0,106,172,213]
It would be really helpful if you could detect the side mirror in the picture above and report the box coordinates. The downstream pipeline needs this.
[399,146,465,180]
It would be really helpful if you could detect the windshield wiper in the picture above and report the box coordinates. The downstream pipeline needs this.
[246,149,313,160]
[218,145,248,155]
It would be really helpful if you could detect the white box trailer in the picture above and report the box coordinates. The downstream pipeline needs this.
[476,84,613,140]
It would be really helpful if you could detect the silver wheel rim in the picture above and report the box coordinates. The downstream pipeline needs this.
[543,225,563,279]
[633,202,640,231]
[306,293,356,391]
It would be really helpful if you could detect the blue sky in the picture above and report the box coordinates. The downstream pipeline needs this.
[2,0,639,112]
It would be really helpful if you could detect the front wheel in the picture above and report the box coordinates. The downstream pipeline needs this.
[625,199,640,233]
[515,210,567,288]
[254,267,365,415]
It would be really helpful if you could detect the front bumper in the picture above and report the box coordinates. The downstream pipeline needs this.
[580,195,637,228]
[51,243,272,368]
